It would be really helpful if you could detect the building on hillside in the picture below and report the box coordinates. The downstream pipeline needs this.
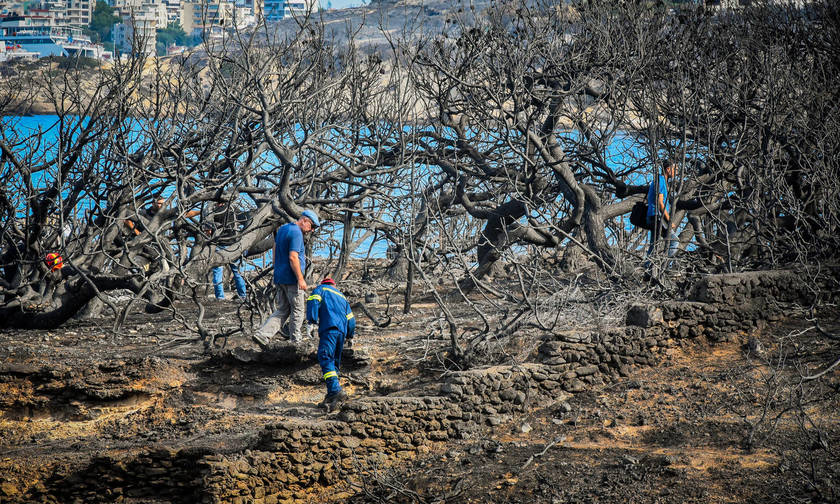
[113,6,157,56]
[1,40,40,61]
[165,42,185,55]
[65,0,92,26]
[244,0,261,22]
[180,0,234,36]
[28,1,72,24]
[165,0,181,25]
[232,4,254,29]
[262,0,317,22]
[113,0,167,26]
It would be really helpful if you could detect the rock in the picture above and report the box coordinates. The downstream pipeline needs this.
[500,389,518,402]
[575,365,598,377]
[564,379,586,393]
[519,423,532,434]
[441,383,463,396]
[746,337,764,356]
[1,482,19,497]
[626,305,664,328]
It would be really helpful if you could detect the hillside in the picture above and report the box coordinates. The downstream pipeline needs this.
[273,0,491,46]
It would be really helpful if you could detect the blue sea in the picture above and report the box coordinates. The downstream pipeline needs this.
[1,115,393,264]
[2,114,668,267]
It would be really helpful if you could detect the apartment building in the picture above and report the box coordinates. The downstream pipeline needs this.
[28,3,71,25]
[65,0,92,26]
[11,0,91,27]
[262,0,317,22]
[113,2,158,55]
[180,0,233,35]
[244,0,261,21]
[112,0,167,26]
[165,0,180,24]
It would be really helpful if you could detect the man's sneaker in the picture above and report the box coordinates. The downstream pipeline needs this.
[251,332,270,351]
[322,390,348,412]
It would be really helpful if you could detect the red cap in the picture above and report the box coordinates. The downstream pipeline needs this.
[321,277,336,286]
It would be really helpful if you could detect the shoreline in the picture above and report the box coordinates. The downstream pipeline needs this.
[2,101,58,117]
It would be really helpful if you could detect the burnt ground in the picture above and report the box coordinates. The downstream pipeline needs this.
[347,315,840,504]
[1,286,839,504]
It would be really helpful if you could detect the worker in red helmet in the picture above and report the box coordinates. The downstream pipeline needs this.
[306,277,355,412]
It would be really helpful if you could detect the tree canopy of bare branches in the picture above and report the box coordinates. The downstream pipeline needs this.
[1,0,837,347]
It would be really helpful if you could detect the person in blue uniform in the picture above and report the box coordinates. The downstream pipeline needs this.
[306,277,355,411]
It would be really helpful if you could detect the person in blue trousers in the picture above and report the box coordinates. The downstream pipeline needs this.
[208,200,247,300]
[306,277,355,412]
[644,158,679,270]
[212,261,246,300]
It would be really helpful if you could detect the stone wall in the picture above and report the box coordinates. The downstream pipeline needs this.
[690,269,828,306]
[628,268,839,343]
[23,268,839,504]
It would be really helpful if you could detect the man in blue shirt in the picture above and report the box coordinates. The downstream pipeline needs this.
[645,159,679,267]
[306,277,355,411]
[252,209,320,348]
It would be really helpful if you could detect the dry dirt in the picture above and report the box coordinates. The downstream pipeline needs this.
[1,289,839,503]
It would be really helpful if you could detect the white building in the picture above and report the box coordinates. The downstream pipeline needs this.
[165,0,181,25]
[262,0,317,22]
[0,40,39,61]
[181,0,233,36]
[244,0,261,21]
[29,2,71,25]
[113,0,168,27]
[113,7,158,56]
[1,13,111,59]
[232,4,254,29]
[65,0,93,26]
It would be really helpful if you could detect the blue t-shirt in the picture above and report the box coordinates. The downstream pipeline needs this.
[647,175,668,218]
[273,222,305,285]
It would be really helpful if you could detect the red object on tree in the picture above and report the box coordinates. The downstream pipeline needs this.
[45,253,64,272]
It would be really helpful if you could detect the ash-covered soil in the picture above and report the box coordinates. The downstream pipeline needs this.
[1,289,838,503]
[342,313,840,504]
[0,292,444,501]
